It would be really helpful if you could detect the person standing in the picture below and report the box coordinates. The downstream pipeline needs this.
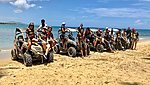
[77,24,87,57]
[59,22,68,49]
[130,28,139,50]
[77,24,84,33]
[126,27,132,48]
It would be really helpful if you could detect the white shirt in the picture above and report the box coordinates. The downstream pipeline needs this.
[38,24,48,29]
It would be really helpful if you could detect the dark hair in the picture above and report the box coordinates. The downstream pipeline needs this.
[111,28,113,31]
[41,19,45,23]
[28,22,34,29]
[86,27,90,31]
[118,29,121,31]
[48,26,52,30]
[111,28,113,34]
[80,24,83,27]
[123,29,126,31]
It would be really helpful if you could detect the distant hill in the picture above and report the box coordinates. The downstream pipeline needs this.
[0,21,24,24]
[0,22,16,24]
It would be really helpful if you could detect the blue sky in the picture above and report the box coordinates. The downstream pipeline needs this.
[0,0,150,28]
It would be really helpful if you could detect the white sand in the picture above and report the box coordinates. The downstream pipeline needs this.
[0,40,150,85]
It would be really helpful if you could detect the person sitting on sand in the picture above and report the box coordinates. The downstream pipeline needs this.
[130,28,139,50]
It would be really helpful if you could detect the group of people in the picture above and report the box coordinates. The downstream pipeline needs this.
[58,23,139,57]
[25,19,139,58]
[80,26,139,53]
[26,19,55,59]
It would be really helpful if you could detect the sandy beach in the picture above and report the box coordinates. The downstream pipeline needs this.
[0,40,150,85]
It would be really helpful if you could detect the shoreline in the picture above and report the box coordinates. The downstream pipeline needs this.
[0,50,11,61]
[0,37,149,51]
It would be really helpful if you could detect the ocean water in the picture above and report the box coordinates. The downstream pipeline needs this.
[0,24,150,50]
[0,24,59,50]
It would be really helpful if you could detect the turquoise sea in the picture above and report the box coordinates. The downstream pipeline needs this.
[0,24,150,50]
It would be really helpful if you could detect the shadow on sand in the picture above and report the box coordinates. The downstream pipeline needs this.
[120,82,141,85]
[59,52,86,58]
[16,59,54,66]
[90,58,108,62]
[12,52,89,67]
[142,57,150,60]
[0,70,6,79]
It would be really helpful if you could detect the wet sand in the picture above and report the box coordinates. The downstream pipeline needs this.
[0,40,150,85]
[0,50,11,60]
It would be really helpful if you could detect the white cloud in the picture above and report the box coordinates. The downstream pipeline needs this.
[82,16,88,18]
[0,0,14,2]
[38,6,42,9]
[135,19,143,25]
[0,0,36,13]
[14,9,23,13]
[83,8,150,18]
[10,0,35,9]
[131,0,150,6]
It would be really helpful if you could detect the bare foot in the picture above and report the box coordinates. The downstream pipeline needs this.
[81,56,84,59]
